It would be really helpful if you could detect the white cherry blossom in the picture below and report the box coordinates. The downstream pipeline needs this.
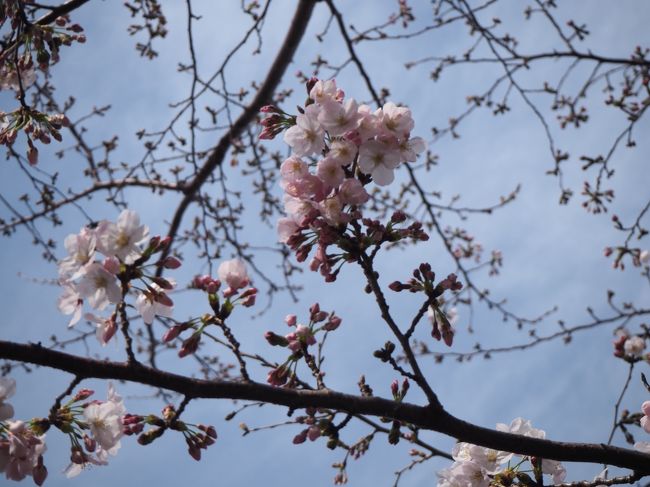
[58,228,96,279]
[135,283,174,325]
[96,209,149,263]
[77,263,121,310]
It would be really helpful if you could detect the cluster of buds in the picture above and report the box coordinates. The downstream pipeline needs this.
[265,303,341,386]
[185,424,217,461]
[262,78,427,281]
[1,4,86,74]
[258,105,295,140]
[0,108,70,165]
[389,263,462,297]
[604,245,649,270]
[390,378,409,402]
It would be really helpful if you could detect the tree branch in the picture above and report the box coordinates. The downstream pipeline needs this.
[1,339,649,473]
[156,0,318,276]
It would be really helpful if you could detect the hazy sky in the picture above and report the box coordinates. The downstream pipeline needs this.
[1,1,649,486]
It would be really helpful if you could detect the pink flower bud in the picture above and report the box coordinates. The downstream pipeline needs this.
[162,325,182,343]
[163,256,182,269]
[73,389,94,402]
[293,429,307,444]
[179,333,201,358]
[285,314,297,327]
[391,379,399,397]
[32,456,47,486]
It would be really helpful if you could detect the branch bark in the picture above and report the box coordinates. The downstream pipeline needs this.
[1,339,649,473]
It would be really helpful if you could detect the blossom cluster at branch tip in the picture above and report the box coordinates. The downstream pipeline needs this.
[612,329,648,362]
[56,210,181,344]
[260,78,427,281]
[437,418,566,487]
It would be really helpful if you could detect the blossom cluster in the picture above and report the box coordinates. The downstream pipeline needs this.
[437,418,566,487]
[0,377,47,485]
[613,329,648,361]
[260,78,427,280]
[57,209,179,345]
[264,303,341,387]
[59,385,126,478]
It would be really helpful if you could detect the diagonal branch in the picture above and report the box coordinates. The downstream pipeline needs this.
[156,0,318,276]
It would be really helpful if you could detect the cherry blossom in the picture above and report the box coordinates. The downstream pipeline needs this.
[283,105,325,157]
[623,335,646,357]
[309,79,338,105]
[58,228,96,279]
[135,283,174,325]
[82,384,125,456]
[84,313,118,346]
[96,209,149,264]
[57,283,83,327]
[217,259,250,291]
[0,377,16,421]
[358,139,401,186]
[0,420,46,483]
[76,263,121,310]
[640,401,650,433]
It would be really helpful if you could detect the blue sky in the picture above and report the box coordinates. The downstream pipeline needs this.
[1,1,649,486]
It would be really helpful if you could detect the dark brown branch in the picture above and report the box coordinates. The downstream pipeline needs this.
[1,339,649,473]
[157,0,318,275]
[0,178,183,233]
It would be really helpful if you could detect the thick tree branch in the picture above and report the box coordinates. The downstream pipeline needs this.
[1,339,649,473]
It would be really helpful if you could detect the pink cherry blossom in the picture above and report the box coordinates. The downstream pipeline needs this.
[358,139,401,186]
[283,105,325,157]
[57,283,83,327]
[398,136,426,162]
[84,313,118,346]
[218,259,250,291]
[0,420,46,482]
[316,157,345,188]
[328,139,357,165]
[309,79,337,105]
[319,196,348,226]
[338,178,369,205]
[378,102,414,138]
[83,383,125,455]
[280,156,309,188]
[317,98,361,136]
[277,217,300,244]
